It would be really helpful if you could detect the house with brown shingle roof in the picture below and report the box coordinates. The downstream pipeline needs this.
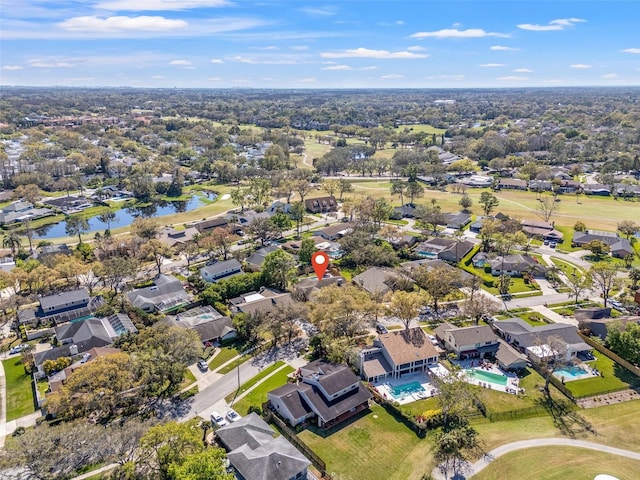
[358,328,439,382]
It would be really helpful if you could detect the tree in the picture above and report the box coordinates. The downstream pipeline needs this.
[309,285,374,339]
[261,249,296,290]
[478,191,499,216]
[584,239,610,258]
[618,220,639,240]
[536,195,560,223]
[405,181,424,203]
[65,214,89,243]
[168,448,234,480]
[497,274,513,297]
[412,265,460,314]
[388,290,424,329]
[606,322,640,366]
[322,179,339,199]
[565,273,592,304]
[98,208,117,231]
[629,267,640,290]
[131,217,159,241]
[574,221,586,232]
[20,217,35,254]
[270,211,292,235]
[298,237,316,266]
[140,239,174,275]
[459,193,473,212]
[98,256,139,294]
[416,203,446,235]
[230,186,250,212]
[209,228,234,261]
[293,179,313,203]
[246,217,279,246]
[462,294,500,325]
[589,262,620,308]
[2,232,22,258]
[336,178,353,200]
[290,201,306,238]
[248,177,271,208]
[390,180,408,205]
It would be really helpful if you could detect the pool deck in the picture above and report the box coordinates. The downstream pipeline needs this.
[372,371,439,405]
[553,362,599,382]
[454,359,521,395]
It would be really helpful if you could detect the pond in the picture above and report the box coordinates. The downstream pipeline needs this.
[34,194,214,239]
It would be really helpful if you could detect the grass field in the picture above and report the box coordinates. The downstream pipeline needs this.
[394,124,447,135]
[2,358,36,421]
[231,365,294,415]
[299,404,432,480]
[208,344,242,371]
[565,354,640,398]
[473,446,640,480]
[225,361,285,404]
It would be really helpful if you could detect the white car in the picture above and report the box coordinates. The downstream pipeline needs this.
[225,408,241,423]
[210,411,227,427]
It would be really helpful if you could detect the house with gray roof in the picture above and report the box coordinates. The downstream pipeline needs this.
[444,211,472,230]
[268,360,372,429]
[293,275,345,301]
[488,254,545,277]
[230,290,295,316]
[610,238,634,259]
[433,323,499,360]
[245,245,281,271]
[0,201,55,225]
[495,340,528,371]
[415,237,474,263]
[216,413,311,480]
[352,267,413,296]
[127,274,191,313]
[200,259,243,283]
[572,229,620,248]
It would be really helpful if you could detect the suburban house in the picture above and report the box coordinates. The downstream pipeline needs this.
[392,203,419,219]
[165,305,237,344]
[245,245,281,271]
[400,258,472,285]
[352,267,413,296]
[18,288,104,326]
[359,328,439,382]
[577,316,639,340]
[469,216,492,234]
[528,180,552,192]
[312,223,354,241]
[36,243,72,261]
[304,196,337,214]
[42,195,94,213]
[216,413,311,480]
[488,254,545,277]
[444,212,472,230]
[267,359,372,429]
[193,217,239,234]
[433,323,499,360]
[48,346,121,393]
[492,318,592,363]
[200,259,243,283]
[520,219,563,242]
[571,230,632,257]
[582,184,611,196]
[458,175,492,188]
[158,226,200,248]
[497,178,528,190]
[495,340,528,371]
[127,274,191,313]
[610,238,635,259]
[415,237,474,263]
[33,314,137,378]
[427,146,461,165]
[293,275,345,301]
[230,290,294,315]
[0,201,55,225]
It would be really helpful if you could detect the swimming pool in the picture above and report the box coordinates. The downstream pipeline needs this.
[465,369,508,386]
[554,365,589,380]
[389,381,426,400]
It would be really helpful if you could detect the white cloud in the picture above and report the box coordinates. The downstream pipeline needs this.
[229,56,296,64]
[381,74,404,79]
[622,48,640,54]
[513,68,533,73]
[490,45,519,51]
[321,48,428,59]
[210,58,224,64]
[407,45,425,51]
[410,28,509,39]
[297,77,316,83]
[497,76,528,81]
[478,63,505,67]
[570,64,592,69]
[321,64,377,71]
[1,65,23,70]
[291,45,309,51]
[299,6,337,16]
[426,74,464,81]
[96,0,230,11]
[518,18,586,31]
[27,59,75,68]
[601,73,618,78]
[169,59,192,66]
[58,16,188,32]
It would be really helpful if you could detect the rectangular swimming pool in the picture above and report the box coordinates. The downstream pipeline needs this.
[465,369,508,386]
[554,365,590,380]
[389,381,426,400]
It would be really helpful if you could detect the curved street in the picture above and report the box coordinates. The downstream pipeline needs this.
[431,438,640,480]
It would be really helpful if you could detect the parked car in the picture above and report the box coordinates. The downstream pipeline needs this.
[549,242,557,249]
[375,323,388,334]
[211,411,227,427]
[9,344,28,355]
[197,359,208,372]
[226,409,241,423]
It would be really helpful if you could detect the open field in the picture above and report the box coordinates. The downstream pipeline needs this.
[299,404,432,480]
[473,446,640,480]
[2,358,36,421]
[394,124,447,135]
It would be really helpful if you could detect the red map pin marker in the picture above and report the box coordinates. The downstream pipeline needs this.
[311,251,329,280]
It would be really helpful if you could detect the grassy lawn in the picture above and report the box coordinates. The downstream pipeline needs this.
[208,344,242,371]
[473,446,640,480]
[231,365,294,415]
[224,361,285,404]
[460,262,541,295]
[179,368,197,390]
[519,311,550,326]
[565,354,640,398]
[2,358,36,421]
[298,404,432,480]
[217,355,252,375]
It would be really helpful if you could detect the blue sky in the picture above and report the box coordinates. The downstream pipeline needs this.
[1,0,639,88]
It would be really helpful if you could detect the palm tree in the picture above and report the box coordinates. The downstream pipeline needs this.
[2,232,22,258]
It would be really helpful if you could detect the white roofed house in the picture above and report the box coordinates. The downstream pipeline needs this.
[127,274,191,313]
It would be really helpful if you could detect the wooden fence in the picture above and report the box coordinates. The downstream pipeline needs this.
[578,332,640,378]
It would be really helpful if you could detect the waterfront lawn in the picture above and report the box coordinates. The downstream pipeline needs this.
[2,358,36,421]
[565,354,640,398]
[298,404,432,480]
